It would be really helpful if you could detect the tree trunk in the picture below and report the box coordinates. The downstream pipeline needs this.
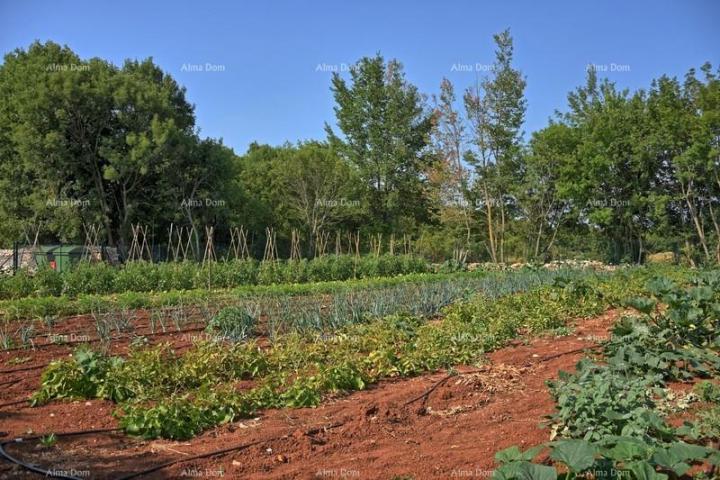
[482,182,497,263]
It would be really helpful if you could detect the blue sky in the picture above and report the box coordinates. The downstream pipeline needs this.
[1,0,718,154]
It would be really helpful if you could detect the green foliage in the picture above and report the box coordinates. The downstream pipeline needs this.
[31,346,114,405]
[118,385,253,440]
[326,54,435,232]
[547,361,665,442]
[694,381,720,403]
[494,438,715,480]
[0,41,225,246]
[1,38,719,267]
[32,270,632,440]
[0,255,430,301]
[207,306,256,341]
[39,433,57,448]
[493,270,720,478]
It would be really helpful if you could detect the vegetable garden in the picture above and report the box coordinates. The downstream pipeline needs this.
[0,265,718,479]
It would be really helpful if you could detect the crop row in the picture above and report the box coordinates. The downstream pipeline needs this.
[204,267,599,340]
[0,269,473,323]
[0,267,590,349]
[0,254,430,300]
[492,270,720,479]
[31,268,647,440]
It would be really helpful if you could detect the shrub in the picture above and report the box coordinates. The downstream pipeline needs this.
[0,269,34,300]
[63,262,115,296]
[33,267,63,297]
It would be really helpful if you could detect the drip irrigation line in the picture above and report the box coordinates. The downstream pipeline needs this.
[114,421,345,480]
[403,373,454,407]
[0,419,345,480]
[0,428,121,479]
[113,438,268,480]
[0,399,29,409]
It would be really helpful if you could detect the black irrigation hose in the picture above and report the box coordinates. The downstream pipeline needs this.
[113,438,268,480]
[0,422,345,480]
[114,421,345,480]
[0,399,29,409]
[0,428,121,479]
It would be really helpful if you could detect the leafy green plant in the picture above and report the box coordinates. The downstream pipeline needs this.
[206,306,256,341]
[31,346,113,405]
[493,270,720,479]
[39,433,57,447]
[494,439,716,480]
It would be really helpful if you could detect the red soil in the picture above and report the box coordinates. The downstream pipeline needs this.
[0,310,621,480]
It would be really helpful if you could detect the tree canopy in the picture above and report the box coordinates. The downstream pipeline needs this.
[1,38,719,265]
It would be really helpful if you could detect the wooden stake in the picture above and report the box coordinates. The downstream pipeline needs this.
[202,226,217,263]
[290,229,301,260]
[263,227,277,262]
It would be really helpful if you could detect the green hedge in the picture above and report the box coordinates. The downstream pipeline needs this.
[0,254,429,300]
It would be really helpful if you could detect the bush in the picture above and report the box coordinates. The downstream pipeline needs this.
[33,267,63,297]
[63,262,115,296]
[0,269,34,299]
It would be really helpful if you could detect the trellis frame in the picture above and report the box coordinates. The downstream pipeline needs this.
[228,226,250,261]
[128,224,152,262]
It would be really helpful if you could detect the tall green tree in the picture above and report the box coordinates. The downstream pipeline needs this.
[280,142,361,254]
[517,123,576,260]
[464,29,526,263]
[421,77,478,262]
[235,142,361,256]
[0,41,229,250]
[326,54,435,234]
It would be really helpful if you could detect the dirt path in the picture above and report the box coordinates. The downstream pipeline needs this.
[0,310,620,480]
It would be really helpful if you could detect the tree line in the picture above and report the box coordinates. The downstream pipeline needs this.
[0,33,718,264]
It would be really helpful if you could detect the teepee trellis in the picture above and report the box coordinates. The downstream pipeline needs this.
[335,230,342,256]
[228,226,250,260]
[314,230,330,258]
[19,224,42,270]
[202,226,217,264]
[25,224,41,252]
[168,225,196,261]
[128,224,152,262]
[370,233,382,257]
[290,229,302,261]
[263,227,278,262]
[82,223,102,262]
[182,226,197,261]
[346,231,360,258]
[166,223,175,261]
[403,234,412,255]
